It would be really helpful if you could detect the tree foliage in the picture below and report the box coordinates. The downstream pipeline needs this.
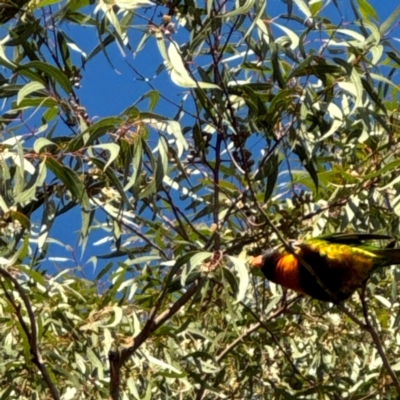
[1,0,400,398]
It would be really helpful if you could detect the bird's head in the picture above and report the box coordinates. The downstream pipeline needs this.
[251,246,281,270]
[251,241,301,272]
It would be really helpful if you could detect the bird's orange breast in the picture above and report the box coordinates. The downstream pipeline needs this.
[272,254,305,295]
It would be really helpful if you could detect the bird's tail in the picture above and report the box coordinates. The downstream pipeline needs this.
[372,248,400,267]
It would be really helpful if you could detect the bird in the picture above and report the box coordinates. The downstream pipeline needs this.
[251,233,400,302]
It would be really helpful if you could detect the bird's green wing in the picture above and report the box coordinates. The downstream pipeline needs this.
[312,233,392,246]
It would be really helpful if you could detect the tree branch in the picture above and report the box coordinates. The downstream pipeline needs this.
[360,285,400,394]
[0,268,60,400]
[109,278,206,400]
[338,288,400,395]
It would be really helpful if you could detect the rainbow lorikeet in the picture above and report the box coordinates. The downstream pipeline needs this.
[251,233,400,302]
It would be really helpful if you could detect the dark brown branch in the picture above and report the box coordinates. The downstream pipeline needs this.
[216,322,261,362]
[215,297,297,363]
[194,296,305,400]
[301,198,349,221]
[0,268,60,400]
[359,285,400,394]
[109,278,206,400]
[337,303,365,326]
[338,289,400,395]
[239,297,312,382]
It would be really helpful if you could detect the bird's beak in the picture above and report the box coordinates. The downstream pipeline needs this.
[251,255,264,268]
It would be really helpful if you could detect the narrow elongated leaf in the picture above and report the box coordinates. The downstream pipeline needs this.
[17,81,45,105]
[90,143,120,171]
[45,158,88,206]
[228,256,249,303]
[380,5,400,35]
[17,61,72,93]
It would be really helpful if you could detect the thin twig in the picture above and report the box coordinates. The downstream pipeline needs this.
[215,298,297,363]
[125,60,202,123]
[301,198,349,220]
[359,285,400,394]
[338,290,400,395]
[162,189,208,243]
[196,296,304,400]
[240,297,313,383]
[216,322,261,362]
[337,303,365,327]
[90,196,169,260]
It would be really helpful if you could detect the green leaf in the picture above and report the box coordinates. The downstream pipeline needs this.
[141,90,160,111]
[36,0,62,7]
[180,252,212,288]
[0,235,29,266]
[292,0,311,18]
[262,153,280,202]
[84,117,122,145]
[17,81,45,105]
[124,138,142,195]
[355,0,378,20]
[45,158,90,241]
[90,143,120,171]
[380,5,400,35]
[218,0,255,18]
[144,353,183,374]
[17,61,72,93]
[14,160,47,205]
[37,200,56,253]
[227,256,249,303]
[34,138,57,153]
[94,262,113,282]
[45,158,87,205]
[155,136,168,190]
[86,348,104,378]
[293,145,318,193]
